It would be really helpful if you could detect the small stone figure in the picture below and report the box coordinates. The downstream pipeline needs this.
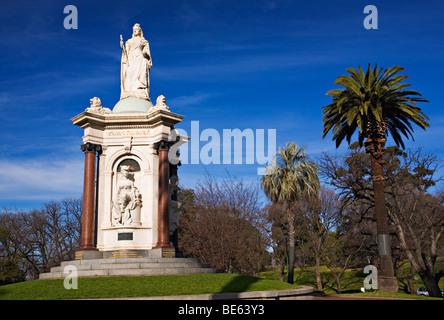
[149,95,171,113]
[85,97,112,114]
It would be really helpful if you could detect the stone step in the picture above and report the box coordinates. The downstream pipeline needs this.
[50,261,208,273]
[107,267,216,277]
[59,257,202,266]
[39,266,216,280]
[39,257,216,279]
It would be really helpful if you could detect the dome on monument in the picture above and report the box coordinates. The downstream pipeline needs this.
[113,96,153,113]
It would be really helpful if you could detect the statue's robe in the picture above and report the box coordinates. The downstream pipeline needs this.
[121,36,152,100]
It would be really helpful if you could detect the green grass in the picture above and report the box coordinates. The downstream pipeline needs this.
[260,264,444,301]
[2,259,443,300]
[338,291,442,300]
[0,273,300,300]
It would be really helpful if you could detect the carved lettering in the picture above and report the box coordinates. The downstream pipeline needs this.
[107,129,151,137]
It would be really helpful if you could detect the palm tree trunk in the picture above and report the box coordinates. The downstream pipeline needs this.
[370,155,398,292]
[287,243,295,284]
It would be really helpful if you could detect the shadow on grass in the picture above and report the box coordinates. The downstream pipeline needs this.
[218,274,260,294]
[0,287,7,297]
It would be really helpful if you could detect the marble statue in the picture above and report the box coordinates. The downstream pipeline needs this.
[112,165,142,226]
[85,97,112,114]
[120,23,152,101]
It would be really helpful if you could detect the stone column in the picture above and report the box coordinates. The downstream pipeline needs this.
[153,140,173,249]
[79,142,101,251]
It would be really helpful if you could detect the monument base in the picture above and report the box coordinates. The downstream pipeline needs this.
[75,250,102,260]
[39,255,215,280]
[150,247,176,258]
[74,248,179,260]
[103,249,149,259]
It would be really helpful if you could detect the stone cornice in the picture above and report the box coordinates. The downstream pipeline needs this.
[70,109,185,130]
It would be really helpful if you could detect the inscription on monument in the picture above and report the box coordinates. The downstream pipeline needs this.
[162,247,176,258]
[107,129,151,137]
[117,232,134,241]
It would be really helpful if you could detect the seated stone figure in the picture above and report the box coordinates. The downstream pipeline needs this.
[112,165,142,226]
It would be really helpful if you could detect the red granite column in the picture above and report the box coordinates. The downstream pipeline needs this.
[154,140,173,249]
[79,143,101,251]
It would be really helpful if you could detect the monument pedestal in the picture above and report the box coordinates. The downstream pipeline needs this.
[73,248,175,260]
[71,97,185,256]
[75,250,102,260]
[150,247,176,258]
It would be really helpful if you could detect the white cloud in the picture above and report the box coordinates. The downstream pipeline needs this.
[0,157,84,201]
[168,93,213,108]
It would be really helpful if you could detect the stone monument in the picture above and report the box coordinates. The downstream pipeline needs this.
[39,24,214,279]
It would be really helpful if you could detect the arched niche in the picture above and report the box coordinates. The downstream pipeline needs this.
[111,156,143,226]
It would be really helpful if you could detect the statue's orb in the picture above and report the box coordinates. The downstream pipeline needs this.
[113,96,153,113]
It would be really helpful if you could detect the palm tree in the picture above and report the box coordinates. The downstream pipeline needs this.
[322,64,429,292]
[262,142,320,284]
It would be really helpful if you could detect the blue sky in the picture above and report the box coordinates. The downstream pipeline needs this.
[0,0,443,210]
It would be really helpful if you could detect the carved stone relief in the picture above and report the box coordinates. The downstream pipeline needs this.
[112,159,142,226]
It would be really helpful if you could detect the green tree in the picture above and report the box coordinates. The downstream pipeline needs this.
[0,225,26,285]
[322,65,429,292]
[320,145,444,297]
[262,142,320,284]
[178,177,270,275]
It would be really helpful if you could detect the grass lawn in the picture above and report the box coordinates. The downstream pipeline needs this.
[260,264,444,301]
[337,291,442,300]
[2,260,443,300]
[0,273,300,300]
